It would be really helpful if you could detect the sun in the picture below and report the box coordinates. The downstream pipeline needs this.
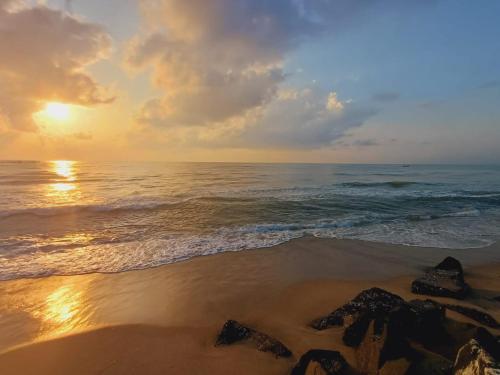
[44,102,70,121]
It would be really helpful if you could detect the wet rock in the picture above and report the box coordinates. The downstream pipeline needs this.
[291,350,348,375]
[453,327,500,374]
[215,320,292,358]
[411,257,470,299]
[311,288,406,331]
[443,304,500,329]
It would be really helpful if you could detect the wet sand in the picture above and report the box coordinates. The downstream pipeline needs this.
[0,237,499,374]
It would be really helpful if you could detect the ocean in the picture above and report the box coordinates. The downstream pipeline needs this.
[0,161,499,280]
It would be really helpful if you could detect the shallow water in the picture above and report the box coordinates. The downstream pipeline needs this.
[1,161,499,280]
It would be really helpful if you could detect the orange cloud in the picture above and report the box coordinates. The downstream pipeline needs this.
[0,2,114,131]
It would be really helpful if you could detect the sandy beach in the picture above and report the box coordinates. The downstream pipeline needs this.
[0,237,499,374]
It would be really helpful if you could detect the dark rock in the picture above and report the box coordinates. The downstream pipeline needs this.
[411,257,470,299]
[251,331,293,358]
[407,350,453,375]
[215,320,292,358]
[444,304,500,329]
[435,257,465,281]
[473,328,500,360]
[291,350,348,375]
[453,327,500,374]
[355,317,415,375]
[408,299,447,343]
[215,320,251,345]
[343,313,372,347]
[313,290,449,351]
[311,288,406,331]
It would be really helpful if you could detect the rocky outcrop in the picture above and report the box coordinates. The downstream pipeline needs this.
[453,327,500,375]
[407,299,447,344]
[407,350,453,375]
[309,288,464,374]
[311,288,447,348]
[443,304,500,329]
[311,288,407,331]
[355,318,415,375]
[215,320,292,358]
[411,257,470,299]
[291,350,348,375]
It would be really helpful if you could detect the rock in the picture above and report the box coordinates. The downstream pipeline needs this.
[291,350,348,375]
[343,313,372,347]
[215,320,292,358]
[443,304,500,329]
[311,288,406,331]
[408,299,447,343]
[251,331,293,358]
[355,317,415,375]
[407,350,453,375]
[435,257,465,281]
[453,327,500,374]
[411,257,470,299]
[215,320,251,345]
[312,290,448,349]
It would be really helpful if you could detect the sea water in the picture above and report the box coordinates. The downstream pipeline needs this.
[1,161,499,280]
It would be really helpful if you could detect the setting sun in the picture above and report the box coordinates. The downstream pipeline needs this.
[44,102,70,121]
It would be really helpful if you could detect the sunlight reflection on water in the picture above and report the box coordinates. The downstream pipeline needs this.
[46,160,81,204]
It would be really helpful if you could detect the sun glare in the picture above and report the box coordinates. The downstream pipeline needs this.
[44,102,70,121]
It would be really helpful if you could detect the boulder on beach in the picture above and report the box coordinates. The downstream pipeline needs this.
[311,288,447,347]
[311,287,407,331]
[407,299,447,344]
[453,327,500,375]
[443,304,500,329]
[310,288,460,374]
[411,257,470,299]
[354,317,415,375]
[291,350,348,375]
[215,320,292,358]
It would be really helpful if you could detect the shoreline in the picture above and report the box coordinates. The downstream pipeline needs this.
[0,237,499,373]
[1,235,499,283]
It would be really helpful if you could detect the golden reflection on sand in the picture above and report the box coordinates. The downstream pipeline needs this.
[33,282,87,337]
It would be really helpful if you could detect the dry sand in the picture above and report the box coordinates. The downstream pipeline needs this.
[0,237,499,374]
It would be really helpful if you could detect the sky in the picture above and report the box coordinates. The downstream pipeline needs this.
[0,0,499,163]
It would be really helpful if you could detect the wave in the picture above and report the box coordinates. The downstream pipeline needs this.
[341,181,427,188]
[1,210,498,280]
[2,188,500,220]
[0,199,192,219]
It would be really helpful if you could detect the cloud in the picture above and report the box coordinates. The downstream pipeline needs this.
[125,0,435,149]
[231,90,377,148]
[372,91,400,102]
[326,92,345,111]
[131,88,377,149]
[0,2,113,131]
[351,139,379,147]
